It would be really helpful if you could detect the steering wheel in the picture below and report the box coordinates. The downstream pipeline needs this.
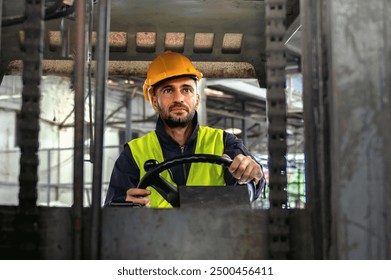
[136,154,232,207]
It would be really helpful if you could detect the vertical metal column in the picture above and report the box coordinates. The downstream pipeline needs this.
[198,78,207,126]
[73,0,87,260]
[265,0,290,259]
[17,0,44,259]
[241,101,247,146]
[90,0,111,260]
[0,0,3,50]
[300,0,330,259]
[326,0,391,259]
[125,91,133,142]
[46,150,51,205]
[87,0,95,162]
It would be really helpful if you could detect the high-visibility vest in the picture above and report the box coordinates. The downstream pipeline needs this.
[129,126,225,208]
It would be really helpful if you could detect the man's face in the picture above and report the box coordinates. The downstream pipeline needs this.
[151,76,200,128]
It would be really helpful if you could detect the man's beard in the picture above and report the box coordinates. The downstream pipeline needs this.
[159,102,196,128]
[163,112,195,128]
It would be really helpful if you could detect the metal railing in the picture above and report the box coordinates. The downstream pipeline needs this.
[0,145,122,207]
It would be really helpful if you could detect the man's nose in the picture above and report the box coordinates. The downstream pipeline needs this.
[172,88,185,101]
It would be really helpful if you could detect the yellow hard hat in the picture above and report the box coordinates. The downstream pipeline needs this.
[143,51,203,101]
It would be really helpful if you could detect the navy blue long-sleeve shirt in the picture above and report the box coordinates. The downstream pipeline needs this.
[104,114,265,206]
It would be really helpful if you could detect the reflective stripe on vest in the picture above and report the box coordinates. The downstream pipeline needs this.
[129,126,225,208]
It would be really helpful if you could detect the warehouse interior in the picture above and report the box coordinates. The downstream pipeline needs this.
[0,0,390,260]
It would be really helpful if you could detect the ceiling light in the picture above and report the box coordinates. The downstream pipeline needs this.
[204,88,224,96]
[225,128,242,135]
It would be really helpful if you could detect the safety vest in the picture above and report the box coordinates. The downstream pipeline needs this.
[129,126,225,208]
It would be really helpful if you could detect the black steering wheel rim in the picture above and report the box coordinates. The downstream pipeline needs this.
[137,154,232,207]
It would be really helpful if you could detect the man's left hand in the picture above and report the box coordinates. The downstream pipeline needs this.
[224,154,263,185]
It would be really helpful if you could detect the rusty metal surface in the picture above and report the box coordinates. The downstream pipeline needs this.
[6,59,257,79]
[101,207,269,260]
[327,0,391,259]
[0,206,74,259]
[178,185,251,210]
[0,0,299,87]
[0,206,312,259]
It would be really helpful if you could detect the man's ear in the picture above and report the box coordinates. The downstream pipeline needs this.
[151,95,159,111]
[195,93,200,109]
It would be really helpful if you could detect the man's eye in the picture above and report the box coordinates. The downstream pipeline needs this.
[162,88,172,94]
[182,88,193,94]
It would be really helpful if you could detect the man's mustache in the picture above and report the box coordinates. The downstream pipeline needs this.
[169,103,189,112]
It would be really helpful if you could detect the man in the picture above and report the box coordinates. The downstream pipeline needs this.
[105,51,265,208]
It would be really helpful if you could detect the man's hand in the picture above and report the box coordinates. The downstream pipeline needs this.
[126,188,151,207]
[224,154,263,185]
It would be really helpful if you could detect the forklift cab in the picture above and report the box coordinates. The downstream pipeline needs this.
[1,0,389,261]
[0,0,295,260]
[101,154,264,259]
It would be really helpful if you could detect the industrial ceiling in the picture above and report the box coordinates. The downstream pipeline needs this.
[0,0,302,154]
